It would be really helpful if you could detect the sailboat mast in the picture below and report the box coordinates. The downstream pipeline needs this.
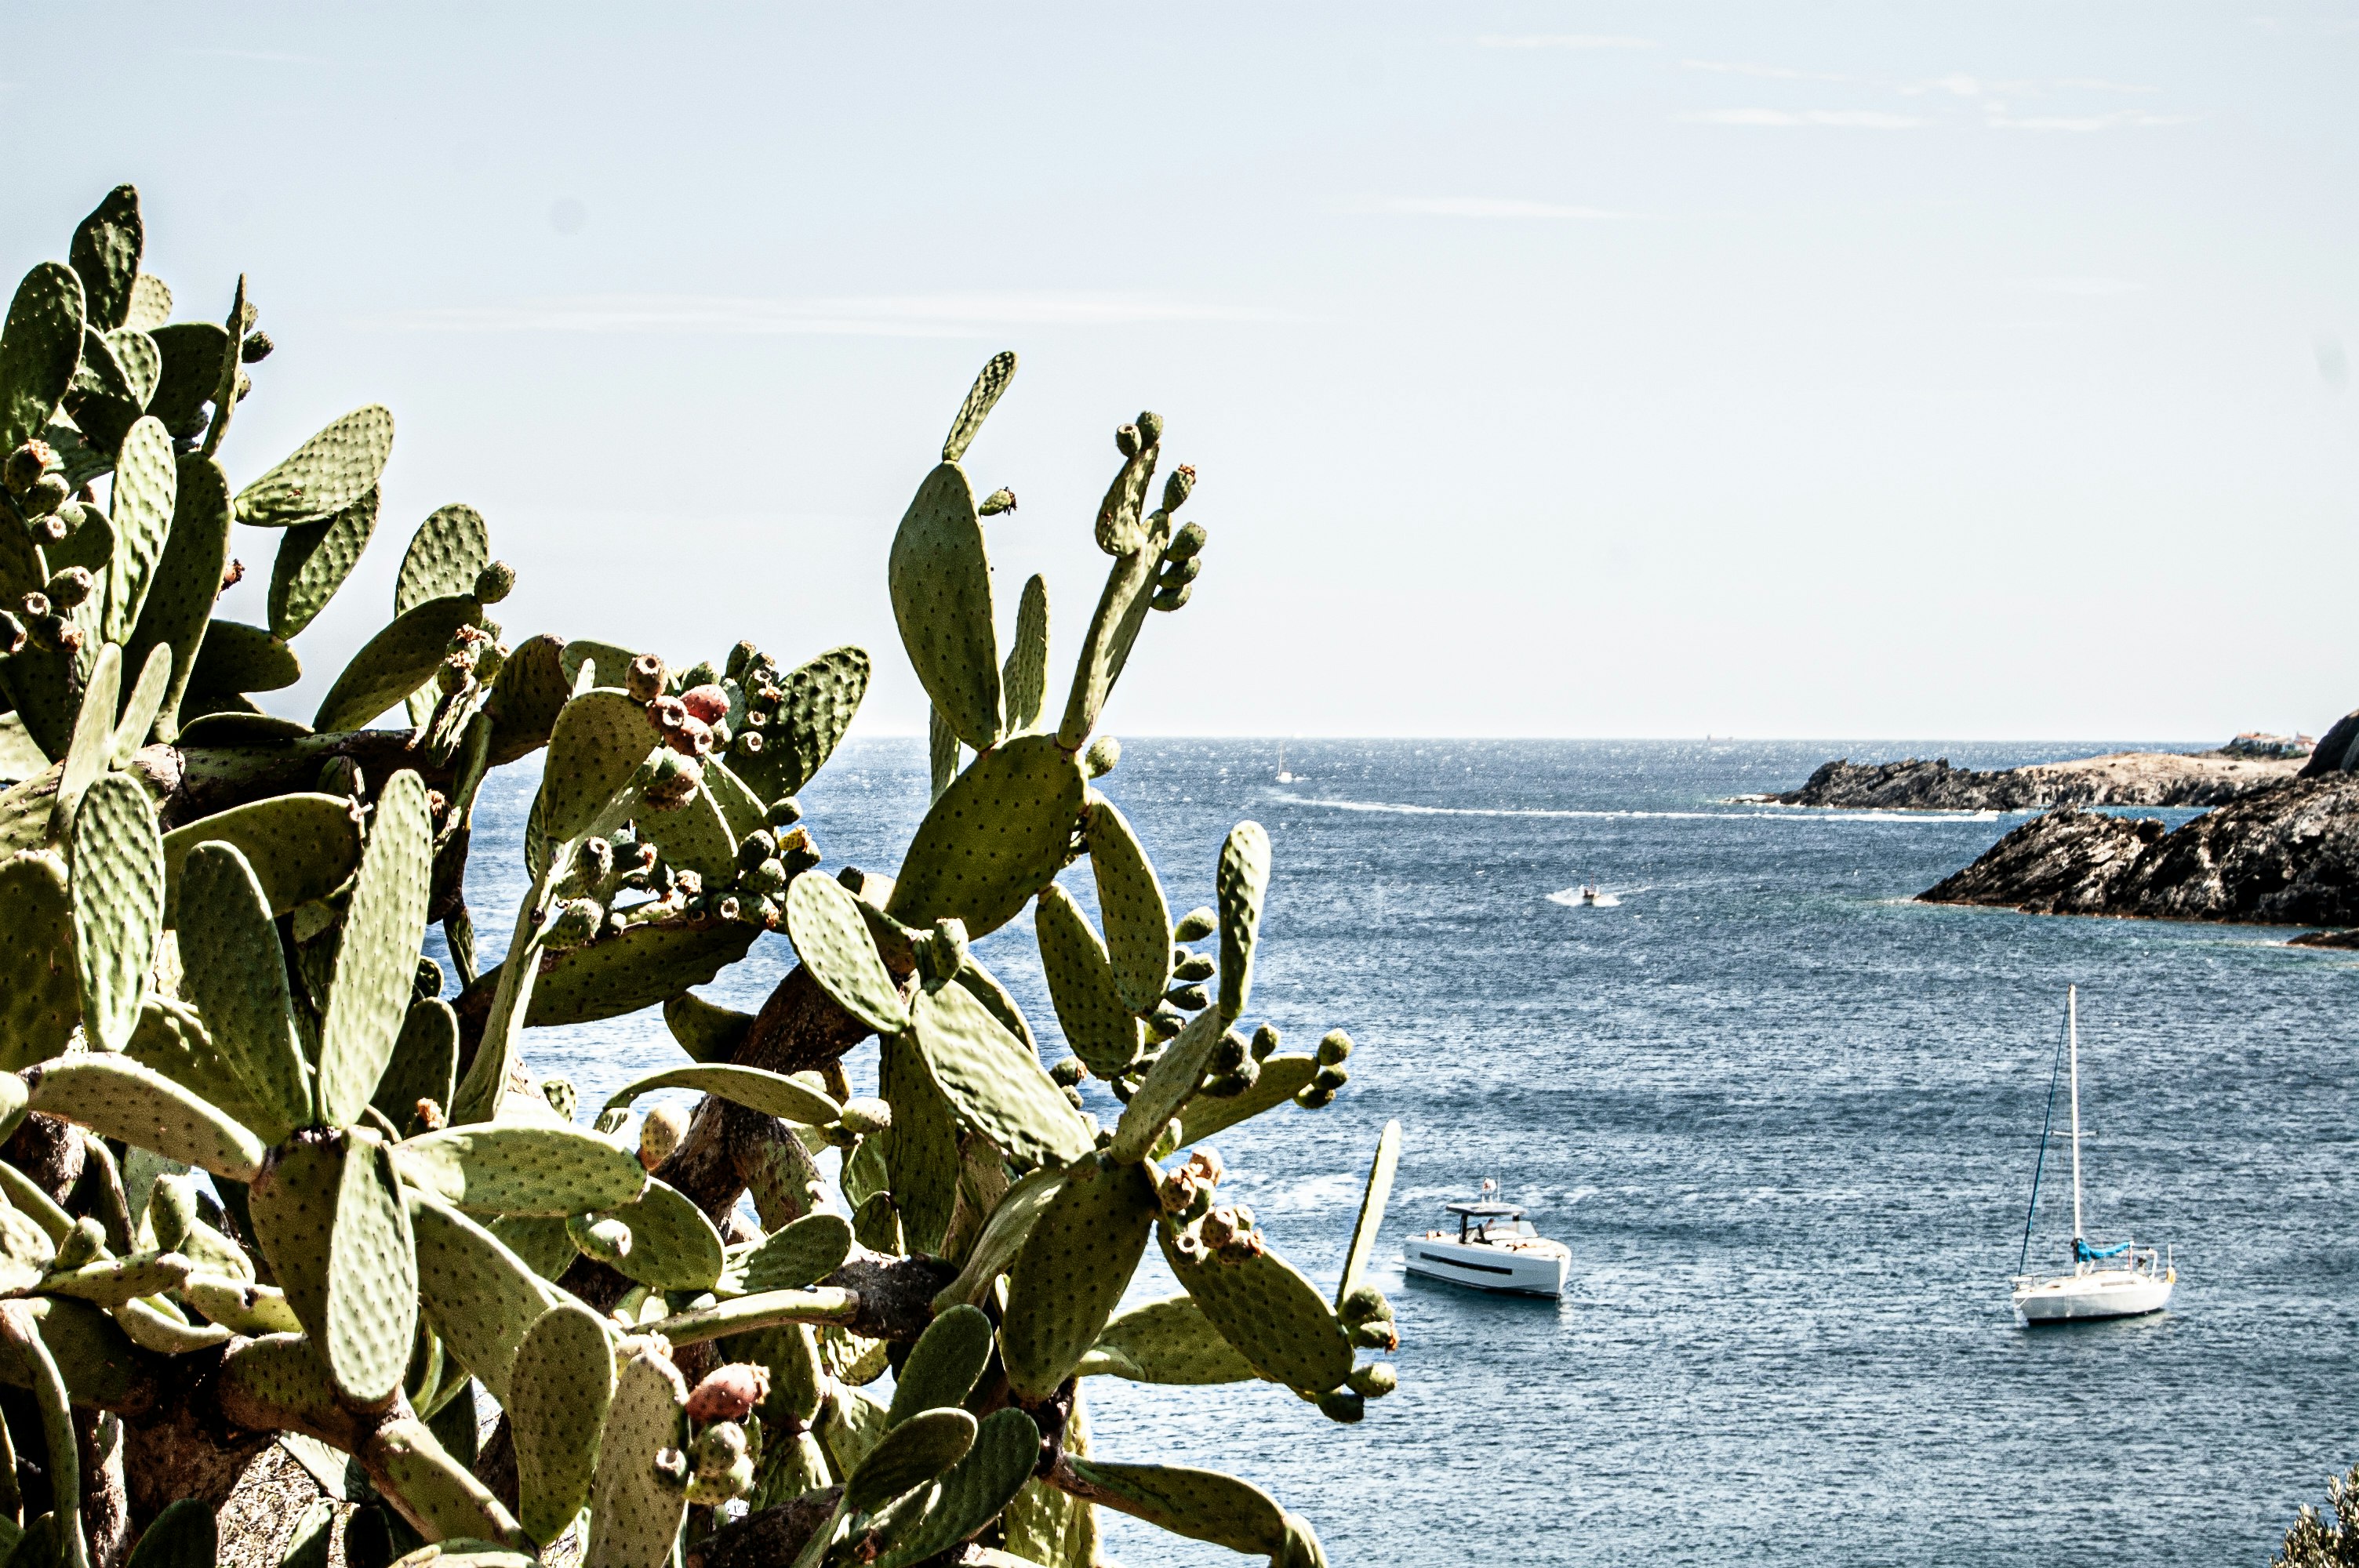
[2067,984,2083,1248]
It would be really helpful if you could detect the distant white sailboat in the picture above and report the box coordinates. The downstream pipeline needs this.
[2010,985,2174,1325]
[1276,741,1295,784]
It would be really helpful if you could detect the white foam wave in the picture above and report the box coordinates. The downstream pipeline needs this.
[1547,887,1627,907]
[1274,793,2004,825]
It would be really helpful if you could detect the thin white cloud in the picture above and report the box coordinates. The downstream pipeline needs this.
[1681,108,1923,128]
[1325,197,1628,220]
[1986,111,2195,131]
[365,293,1292,337]
[2005,277,2143,296]
[1477,33,1652,49]
[1681,59,1849,82]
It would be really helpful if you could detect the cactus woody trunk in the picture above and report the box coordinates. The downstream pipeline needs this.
[0,193,1381,1568]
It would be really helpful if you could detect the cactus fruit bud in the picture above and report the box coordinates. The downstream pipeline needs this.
[627,655,667,702]
[0,612,22,656]
[736,731,765,754]
[1346,1363,1397,1398]
[56,1217,107,1272]
[1173,906,1217,942]
[1169,1229,1206,1265]
[676,659,718,691]
[1172,951,1215,982]
[1317,1029,1352,1066]
[1084,735,1121,778]
[647,696,712,756]
[1165,983,1211,1014]
[1162,465,1196,512]
[979,488,1017,516]
[1162,556,1204,588]
[1136,411,1165,445]
[838,1098,892,1137]
[918,918,970,985]
[413,1098,446,1132]
[3,441,55,495]
[318,755,365,799]
[1150,583,1191,613]
[1114,423,1143,458]
[1313,1064,1348,1093]
[1182,1147,1223,1186]
[1145,1005,1185,1042]
[717,895,741,922]
[643,750,703,809]
[234,329,274,364]
[42,567,91,610]
[1250,1023,1280,1061]
[735,829,776,871]
[639,1105,689,1171]
[413,957,444,1000]
[1316,1388,1365,1424]
[1295,1084,1335,1111]
[548,898,603,949]
[725,641,759,681]
[576,837,616,888]
[541,1076,579,1122]
[1049,1058,1087,1089]
[1062,1085,1085,1109]
[473,561,515,603]
[685,1365,770,1425]
[22,474,68,516]
[1166,521,1208,561]
[767,797,803,827]
[690,1421,749,1475]
[679,685,729,725]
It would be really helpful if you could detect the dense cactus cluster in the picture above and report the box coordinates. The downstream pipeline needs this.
[0,189,1394,1568]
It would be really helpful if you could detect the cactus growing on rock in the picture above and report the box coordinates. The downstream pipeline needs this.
[0,189,1388,1568]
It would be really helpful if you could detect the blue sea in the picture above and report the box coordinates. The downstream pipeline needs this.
[454,739,2359,1568]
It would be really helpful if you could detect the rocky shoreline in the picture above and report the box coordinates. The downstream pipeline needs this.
[1767,750,2301,811]
[1917,773,2359,927]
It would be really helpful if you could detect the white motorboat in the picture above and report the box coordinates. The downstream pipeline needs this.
[2009,985,2175,1326]
[1405,1192,1568,1298]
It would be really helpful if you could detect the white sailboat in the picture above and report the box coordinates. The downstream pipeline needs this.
[1275,741,1295,784]
[2009,985,2174,1326]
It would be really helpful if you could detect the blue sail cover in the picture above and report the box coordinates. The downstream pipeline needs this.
[2074,1238,2132,1261]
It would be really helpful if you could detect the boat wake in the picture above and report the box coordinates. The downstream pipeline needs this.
[1274,793,2001,825]
[1548,886,1641,908]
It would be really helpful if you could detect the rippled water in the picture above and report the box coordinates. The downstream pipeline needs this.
[454,739,2358,1567]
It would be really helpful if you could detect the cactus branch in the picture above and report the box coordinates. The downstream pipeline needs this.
[0,1301,90,1568]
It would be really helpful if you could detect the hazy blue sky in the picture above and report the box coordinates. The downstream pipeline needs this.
[16,4,2355,739]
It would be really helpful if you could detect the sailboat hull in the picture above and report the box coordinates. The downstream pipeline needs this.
[2013,1269,2172,1325]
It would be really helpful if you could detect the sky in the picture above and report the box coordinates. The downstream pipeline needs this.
[11,3,2356,739]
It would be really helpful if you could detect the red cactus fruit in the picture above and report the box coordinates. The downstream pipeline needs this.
[679,684,729,724]
[685,1363,772,1424]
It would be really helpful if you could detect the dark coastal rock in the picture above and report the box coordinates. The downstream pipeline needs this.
[1921,775,2359,926]
[1776,758,2048,811]
[1774,752,2294,811]
[2297,709,2359,778]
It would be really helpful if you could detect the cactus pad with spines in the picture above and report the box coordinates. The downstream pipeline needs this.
[67,773,164,1055]
[783,869,910,1035]
[393,1125,647,1216]
[1058,1457,1309,1563]
[731,643,870,804]
[878,1033,960,1257]
[739,1211,853,1294]
[847,1406,977,1513]
[0,263,85,455]
[1034,884,1141,1079]
[887,1304,995,1427]
[316,771,433,1129]
[508,1299,615,1544]
[107,645,173,767]
[267,485,380,640]
[176,841,311,1140]
[372,1000,458,1138]
[1338,1119,1400,1310]
[102,418,177,645]
[187,619,300,696]
[406,1190,558,1403]
[495,919,757,1029]
[50,643,122,840]
[1216,821,1271,1019]
[312,594,483,733]
[872,1406,1040,1568]
[1001,573,1050,735]
[119,455,227,742]
[587,1341,689,1568]
[602,1064,840,1129]
[0,851,79,1070]
[941,351,1016,465]
[234,405,396,526]
[889,463,1002,752]
[1109,1006,1224,1164]
[1081,1294,1259,1385]
[1084,797,1172,1015]
[536,691,657,847]
[395,504,492,617]
[907,982,1094,1171]
[1179,1054,1317,1145]
[1157,1221,1352,1395]
[27,1055,266,1181]
[324,1137,419,1406]
[887,733,1085,939]
[68,187,141,334]
[572,1178,724,1291]
[1001,1156,1158,1399]
[159,793,361,925]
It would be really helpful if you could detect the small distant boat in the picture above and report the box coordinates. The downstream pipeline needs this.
[1275,741,1295,784]
[2009,985,2175,1326]
[1405,1181,1568,1298]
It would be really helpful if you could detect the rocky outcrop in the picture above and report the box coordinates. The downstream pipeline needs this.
[1772,750,2300,811]
[1920,775,2359,925]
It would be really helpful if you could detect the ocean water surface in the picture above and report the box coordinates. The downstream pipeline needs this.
[455,739,2357,1567]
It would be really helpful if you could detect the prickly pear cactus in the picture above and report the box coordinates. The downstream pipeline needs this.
[0,196,1389,1568]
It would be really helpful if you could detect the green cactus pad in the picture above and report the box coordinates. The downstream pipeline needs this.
[121,272,170,334]
[1337,1119,1399,1311]
[932,1165,1067,1312]
[602,1063,840,1129]
[848,1406,976,1513]
[69,324,151,459]
[1001,1157,1157,1400]
[144,322,226,440]
[67,773,163,1055]
[1001,575,1050,735]
[661,992,751,1065]
[109,644,173,767]
[575,1178,725,1292]
[632,778,736,882]
[874,1406,1039,1568]
[103,418,178,646]
[556,639,638,692]
[0,263,85,456]
[887,1304,995,1428]
[1108,1007,1225,1165]
[38,1249,185,1308]
[1057,1457,1296,1561]
[234,405,396,527]
[246,1133,417,1405]
[49,642,122,840]
[586,1341,689,1568]
[0,1202,56,1292]
[68,186,141,333]
[176,840,312,1140]
[887,733,1085,939]
[1078,1294,1257,1385]
[181,1272,301,1335]
[26,1054,264,1180]
[1177,1054,1316,1145]
[486,1215,575,1281]
[908,982,1093,1171]
[738,1212,852,1295]
[536,690,656,846]
[0,851,78,1071]
[1158,1222,1352,1393]
[496,917,756,1028]
[729,645,868,803]
[124,456,232,742]
[1216,822,1270,1019]
[373,1000,458,1137]
[929,706,960,800]
[121,996,275,1147]
[879,1033,960,1257]
[509,1299,616,1544]
[700,756,769,842]
[268,485,380,641]
[1053,528,1160,752]
[160,793,360,925]
[394,1124,647,1217]
[941,351,1016,465]
[1084,798,1171,1015]
[482,634,570,768]
[785,871,907,1035]
[395,505,491,617]
[1034,885,1140,1080]
[121,1502,214,1568]
[405,1189,559,1403]
[316,771,433,1129]
[890,463,1002,752]
[312,594,483,733]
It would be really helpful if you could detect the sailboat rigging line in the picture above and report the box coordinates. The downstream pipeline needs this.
[2017,1001,2070,1278]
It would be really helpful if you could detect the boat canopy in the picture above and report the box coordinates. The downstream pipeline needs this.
[2074,1238,2132,1261]
[1445,1201,1524,1219]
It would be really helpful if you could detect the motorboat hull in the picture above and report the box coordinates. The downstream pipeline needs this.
[2013,1268,2172,1325]
[1404,1237,1568,1298]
